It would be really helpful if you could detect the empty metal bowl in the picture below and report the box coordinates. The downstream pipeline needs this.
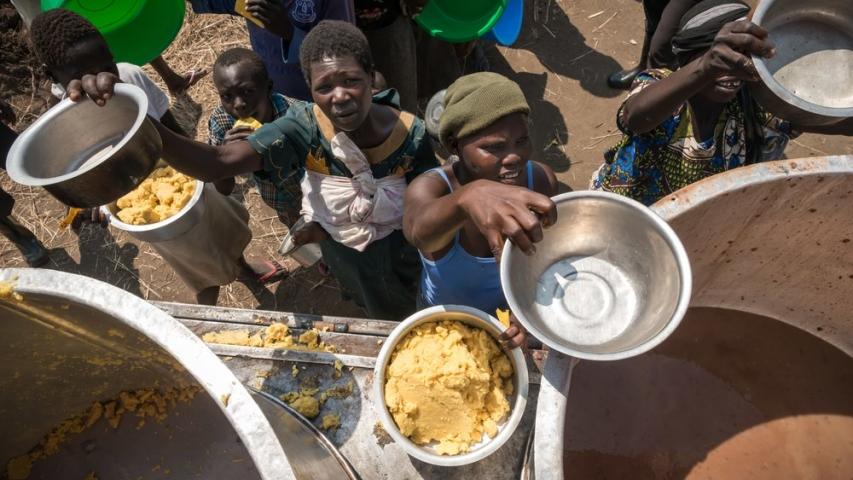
[751,0,853,126]
[501,191,692,361]
[373,305,529,466]
[6,84,161,208]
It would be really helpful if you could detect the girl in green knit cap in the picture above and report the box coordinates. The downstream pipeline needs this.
[403,72,559,348]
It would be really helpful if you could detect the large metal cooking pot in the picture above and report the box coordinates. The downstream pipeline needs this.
[5,84,161,208]
[0,268,358,480]
[750,0,853,126]
[532,155,853,479]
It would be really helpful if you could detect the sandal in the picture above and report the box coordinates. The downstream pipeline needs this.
[257,259,288,285]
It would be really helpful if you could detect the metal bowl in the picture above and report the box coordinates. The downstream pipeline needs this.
[6,84,161,208]
[751,0,853,126]
[501,191,692,361]
[373,305,529,466]
[102,176,206,243]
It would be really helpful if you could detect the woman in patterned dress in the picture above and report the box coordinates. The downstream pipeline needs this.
[593,0,853,205]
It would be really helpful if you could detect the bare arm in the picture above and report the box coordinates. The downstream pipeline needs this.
[246,0,293,40]
[67,72,262,181]
[622,20,777,134]
[403,171,558,259]
[152,119,262,181]
[532,161,559,197]
[158,110,189,137]
[403,171,468,253]
[621,61,711,133]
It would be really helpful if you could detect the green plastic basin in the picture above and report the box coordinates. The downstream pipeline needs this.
[41,0,185,66]
[415,0,507,43]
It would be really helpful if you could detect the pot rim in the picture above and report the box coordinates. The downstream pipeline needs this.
[751,2,853,118]
[6,83,151,187]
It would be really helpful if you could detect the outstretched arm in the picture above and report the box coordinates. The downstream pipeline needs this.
[403,171,557,260]
[152,119,261,181]
[68,73,262,182]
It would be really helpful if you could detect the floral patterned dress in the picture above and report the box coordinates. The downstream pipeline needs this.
[592,69,799,205]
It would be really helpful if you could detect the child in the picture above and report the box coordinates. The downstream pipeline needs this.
[402,72,558,347]
[29,9,284,303]
[208,47,301,227]
[68,21,438,320]
[12,1,205,95]
[29,9,187,137]
[188,0,356,101]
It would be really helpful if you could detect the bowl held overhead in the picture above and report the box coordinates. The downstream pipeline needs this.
[5,84,161,208]
[750,0,853,126]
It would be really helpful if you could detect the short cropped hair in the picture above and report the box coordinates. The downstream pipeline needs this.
[30,9,104,70]
[214,47,269,83]
[299,20,374,84]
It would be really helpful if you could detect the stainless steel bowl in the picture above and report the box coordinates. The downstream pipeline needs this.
[102,177,206,243]
[6,84,161,208]
[501,191,691,361]
[373,305,529,466]
[751,0,853,126]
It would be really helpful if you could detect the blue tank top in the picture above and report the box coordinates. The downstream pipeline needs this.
[419,162,535,313]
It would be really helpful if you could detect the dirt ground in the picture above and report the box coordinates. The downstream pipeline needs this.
[1,0,851,315]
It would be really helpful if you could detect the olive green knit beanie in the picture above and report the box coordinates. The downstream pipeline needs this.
[438,72,530,149]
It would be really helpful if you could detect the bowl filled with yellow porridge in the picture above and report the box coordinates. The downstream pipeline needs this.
[102,163,204,242]
[373,305,529,466]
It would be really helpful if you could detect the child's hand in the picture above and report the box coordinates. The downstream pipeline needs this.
[67,72,121,106]
[223,125,255,144]
[246,0,292,39]
[291,221,330,246]
[498,313,527,349]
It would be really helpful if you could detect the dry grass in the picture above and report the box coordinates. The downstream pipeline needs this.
[144,9,251,142]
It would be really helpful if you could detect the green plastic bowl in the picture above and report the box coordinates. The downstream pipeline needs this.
[41,0,185,66]
[415,0,507,43]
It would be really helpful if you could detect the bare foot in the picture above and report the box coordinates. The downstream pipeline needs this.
[165,68,209,95]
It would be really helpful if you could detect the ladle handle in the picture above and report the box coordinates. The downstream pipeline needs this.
[534,351,578,480]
